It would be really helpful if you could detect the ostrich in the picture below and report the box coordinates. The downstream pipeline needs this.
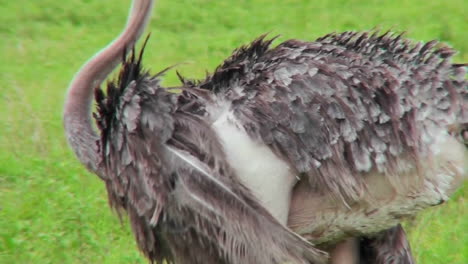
[64,0,467,263]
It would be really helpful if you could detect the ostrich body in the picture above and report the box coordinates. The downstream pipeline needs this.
[64,0,467,263]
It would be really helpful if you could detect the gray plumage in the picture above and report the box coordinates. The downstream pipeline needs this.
[93,32,465,263]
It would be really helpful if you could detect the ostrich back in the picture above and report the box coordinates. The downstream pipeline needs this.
[181,31,467,242]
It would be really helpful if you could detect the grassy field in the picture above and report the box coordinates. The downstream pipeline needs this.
[0,0,466,263]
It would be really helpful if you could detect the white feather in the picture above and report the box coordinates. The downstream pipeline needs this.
[211,110,297,224]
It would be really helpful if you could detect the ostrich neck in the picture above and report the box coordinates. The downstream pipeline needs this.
[63,0,155,173]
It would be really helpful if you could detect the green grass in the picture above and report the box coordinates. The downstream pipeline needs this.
[0,0,466,263]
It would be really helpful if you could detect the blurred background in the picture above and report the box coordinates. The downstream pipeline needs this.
[0,0,466,263]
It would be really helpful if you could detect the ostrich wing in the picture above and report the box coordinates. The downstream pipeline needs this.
[188,32,467,242]
[95,50,327,264]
